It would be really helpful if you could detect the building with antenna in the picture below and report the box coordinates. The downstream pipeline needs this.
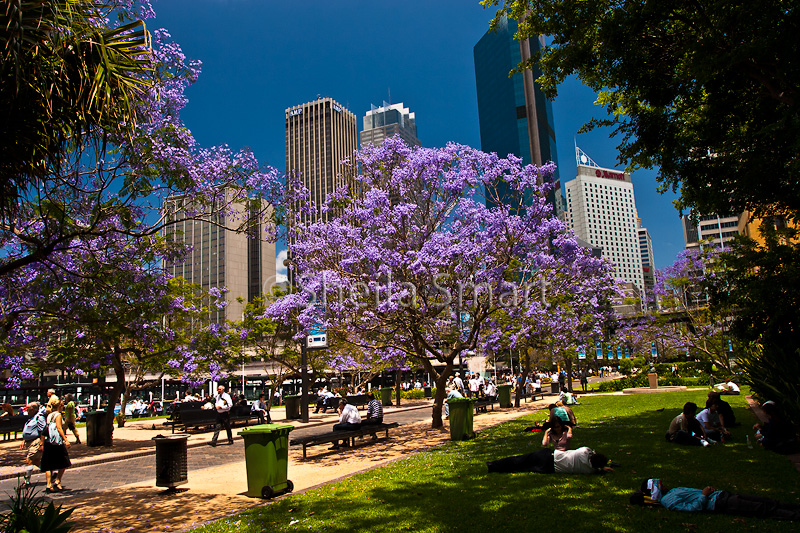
[361,101,421,148]
[566,147,644,293]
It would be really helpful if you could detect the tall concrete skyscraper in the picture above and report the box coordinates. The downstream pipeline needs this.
[163,193,277,323]
[565,148,644,292]
[361,102,421,148]
[285,97,358,225]
[473,14,559,209]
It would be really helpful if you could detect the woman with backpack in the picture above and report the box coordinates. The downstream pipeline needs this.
[40,399,72,492]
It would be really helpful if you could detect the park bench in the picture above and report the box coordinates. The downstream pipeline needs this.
[166,404,259,433]
[0,415,27,441]
[317,394,371,412]
[290,421,400,459]
[474,397,495,413]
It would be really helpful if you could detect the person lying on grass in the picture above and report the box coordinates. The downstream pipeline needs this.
[630,478,800,521]
[487,446,612,474]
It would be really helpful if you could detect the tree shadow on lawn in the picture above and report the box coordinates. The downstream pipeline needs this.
[219,390,800,533]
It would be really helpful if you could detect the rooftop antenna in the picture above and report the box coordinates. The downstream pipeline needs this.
[575,142,600,168]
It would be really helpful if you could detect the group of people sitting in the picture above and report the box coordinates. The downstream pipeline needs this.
[329,391,384,450]
[665,392,737,446]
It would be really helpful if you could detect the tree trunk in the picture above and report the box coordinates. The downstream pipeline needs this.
[565,358,574,393]
[424,359,452,429]
[395,368,401,407]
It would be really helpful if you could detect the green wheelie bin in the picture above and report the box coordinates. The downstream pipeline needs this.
[497,384,512,408]
[447,397,475,441]
[380,387,393,407]
[240,424,295,499]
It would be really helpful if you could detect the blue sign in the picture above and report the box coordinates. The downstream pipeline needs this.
[596,342,603,360]
[625,347,630,359]
[578,346,586,360]
[617,347,622,359]
[651,342,658,358]
[728,339,733,352]
[607,347,613,359]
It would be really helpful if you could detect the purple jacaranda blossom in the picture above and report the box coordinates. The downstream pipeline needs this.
[267,138,618,428]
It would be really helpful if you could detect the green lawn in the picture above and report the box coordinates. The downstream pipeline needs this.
[190,390,800,532]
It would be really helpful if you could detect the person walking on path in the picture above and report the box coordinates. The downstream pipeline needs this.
[20,401,46,485]
[40,399,71,492]
[63,394,82,444]
[209,385,233,447]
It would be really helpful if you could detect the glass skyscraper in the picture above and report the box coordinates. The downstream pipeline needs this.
[473,15,560,209]
[361,102,421,148]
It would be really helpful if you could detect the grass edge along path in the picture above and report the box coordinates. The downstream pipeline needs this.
[189,390,800,533]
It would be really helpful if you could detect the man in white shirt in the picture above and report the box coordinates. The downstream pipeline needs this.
[484,380,497,400]
[331,399,361,450]
[469,375,480,398]
[453,373,465,395]
[209,385,234,447]
[487,446,613,474]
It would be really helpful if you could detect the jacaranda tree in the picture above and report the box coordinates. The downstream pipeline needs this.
[268,138,617,428]
[1,1,285,397]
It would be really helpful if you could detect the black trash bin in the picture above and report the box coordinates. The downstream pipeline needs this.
[152,433,190,489]
[423,386,432,398]
[86,410,107,447]
[550,382,560,394]
[284,395,301,420]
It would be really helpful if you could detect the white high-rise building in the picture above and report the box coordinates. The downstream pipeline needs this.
[566,148,644,291]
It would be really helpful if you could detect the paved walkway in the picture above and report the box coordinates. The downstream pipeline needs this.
[0,396,556,533]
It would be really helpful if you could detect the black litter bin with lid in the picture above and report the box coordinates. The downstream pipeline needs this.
[423,386,432,398]
[284,395,301,420]
[152,433,190,489]
[86,410,107,447]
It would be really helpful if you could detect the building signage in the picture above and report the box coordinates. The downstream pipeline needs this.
[332,103,342,113]
[595,169,626,181]
[289,108,303,117]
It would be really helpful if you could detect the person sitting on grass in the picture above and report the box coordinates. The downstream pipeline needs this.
[549,401,577,427]
[666,402,711,446]
[715,380,740,395]
[755,401,800,454]
[487,446,613,474]
[707,391,738,427]
[630,478,800,521]
[696,401,731,443]
[330,398,361,450]
[541,415,573,451]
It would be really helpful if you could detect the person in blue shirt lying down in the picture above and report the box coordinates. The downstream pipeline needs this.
[630,478,800,521]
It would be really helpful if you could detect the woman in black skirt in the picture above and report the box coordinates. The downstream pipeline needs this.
[40,399,72,492]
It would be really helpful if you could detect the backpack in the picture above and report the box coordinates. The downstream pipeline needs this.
[22,409,46,442]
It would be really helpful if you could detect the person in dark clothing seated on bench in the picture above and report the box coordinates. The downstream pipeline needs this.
[630,478,800,520]
[362,392,383,427]
[330,399,361,450]
[487,446,613,474]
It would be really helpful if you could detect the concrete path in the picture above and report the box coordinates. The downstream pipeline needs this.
[0,397,555,533]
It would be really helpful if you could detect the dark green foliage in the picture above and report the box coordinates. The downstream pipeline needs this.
[0,482,75,533]
[713,225,800,427]
[483,0,800,220]
[189,391,797,533]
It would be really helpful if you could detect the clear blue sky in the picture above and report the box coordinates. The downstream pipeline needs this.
[154,0,685,270]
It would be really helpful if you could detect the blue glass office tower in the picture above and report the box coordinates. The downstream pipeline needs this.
[474,15,560,211]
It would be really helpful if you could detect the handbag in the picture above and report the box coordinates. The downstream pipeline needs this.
[46,413,63,445]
